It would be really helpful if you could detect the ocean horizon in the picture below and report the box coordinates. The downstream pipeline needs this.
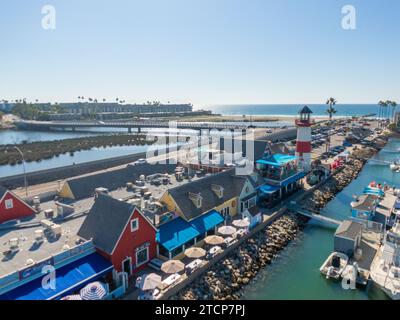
[201,104,389,118]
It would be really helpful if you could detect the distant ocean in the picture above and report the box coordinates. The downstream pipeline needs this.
[205,104,382,118]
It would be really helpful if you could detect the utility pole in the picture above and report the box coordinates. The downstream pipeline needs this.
[13,146,28,197]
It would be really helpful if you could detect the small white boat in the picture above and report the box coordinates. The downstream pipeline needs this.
[320,252,349,280]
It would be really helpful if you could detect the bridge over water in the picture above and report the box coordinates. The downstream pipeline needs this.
[15,120,255,133]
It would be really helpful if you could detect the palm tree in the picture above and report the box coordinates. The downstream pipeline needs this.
[326,97,337,122]
[389,100,397,122]
[325,97,337,152]
[378,100,387,128]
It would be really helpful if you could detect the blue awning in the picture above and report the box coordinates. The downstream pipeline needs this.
[156,217,200,252]
[258,184,280,194]
[0,253,113,300]
[256,154,297,167]
[190,210,224,235]
[281,171,306,187]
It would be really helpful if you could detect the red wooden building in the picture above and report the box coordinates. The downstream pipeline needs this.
[78,193,157,275]
[0,186,36,224]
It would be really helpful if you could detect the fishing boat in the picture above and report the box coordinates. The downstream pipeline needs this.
[320,252,349,280]
[370,223,400,300]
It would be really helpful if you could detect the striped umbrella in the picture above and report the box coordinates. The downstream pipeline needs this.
[80,282,107,300]
[61,295,82,300]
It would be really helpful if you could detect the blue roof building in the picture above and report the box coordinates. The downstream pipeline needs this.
[156,210,225,259]
[255,153,306,209]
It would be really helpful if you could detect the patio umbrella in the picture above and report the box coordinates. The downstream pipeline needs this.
[184,247,206,259]
[139,273,162,291]
[217,225,237,236]
[204,235,224,245]
[232,218,250,228]
[80,282,107,300]
[161,260,185,274]
[61,295,82,300]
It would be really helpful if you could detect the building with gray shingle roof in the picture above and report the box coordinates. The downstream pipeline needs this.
[77,193,157,273]
[334,220,363,257]
[59,162,177,200]
[77,193,137,254]
[162,169,250,221]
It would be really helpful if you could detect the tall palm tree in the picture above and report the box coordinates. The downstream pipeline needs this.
[390,100,397,122]
[378,100,387,128]
[325,97,337,152]
[326,97,337,122]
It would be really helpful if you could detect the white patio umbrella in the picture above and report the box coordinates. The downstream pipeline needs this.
[61,294,82,300]
[80,282,107,300]
[184,247,206,259]
[204,235,224,245]
[232,218,250,228]
[161,260,185,274]
[138,273,162,291]
[217,225,237,236]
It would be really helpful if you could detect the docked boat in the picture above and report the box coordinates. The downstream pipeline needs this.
[320,252,349,280]
[370,223,400,300]
[387,197,400,228]
[390,158,400,171]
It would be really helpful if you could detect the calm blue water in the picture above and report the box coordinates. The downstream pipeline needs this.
[0,145,151,178]
[209,104,384,118]
[242,138,400,300]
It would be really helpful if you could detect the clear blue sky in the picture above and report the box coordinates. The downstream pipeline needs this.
[0,0,399,108]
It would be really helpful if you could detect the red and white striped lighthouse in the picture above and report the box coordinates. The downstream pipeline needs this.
[295,106,313,171]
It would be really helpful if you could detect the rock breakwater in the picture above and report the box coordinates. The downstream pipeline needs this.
[0,134,154,166]
[171,214,306,300]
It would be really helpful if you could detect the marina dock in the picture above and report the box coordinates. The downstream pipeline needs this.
[321,189,398,287]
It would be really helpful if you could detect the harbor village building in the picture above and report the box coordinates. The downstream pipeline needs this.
[0,186,36,224]
[78,194,158,276]
[156,169,259,259]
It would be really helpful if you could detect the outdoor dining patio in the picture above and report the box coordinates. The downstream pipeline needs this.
[135,218,251,300]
